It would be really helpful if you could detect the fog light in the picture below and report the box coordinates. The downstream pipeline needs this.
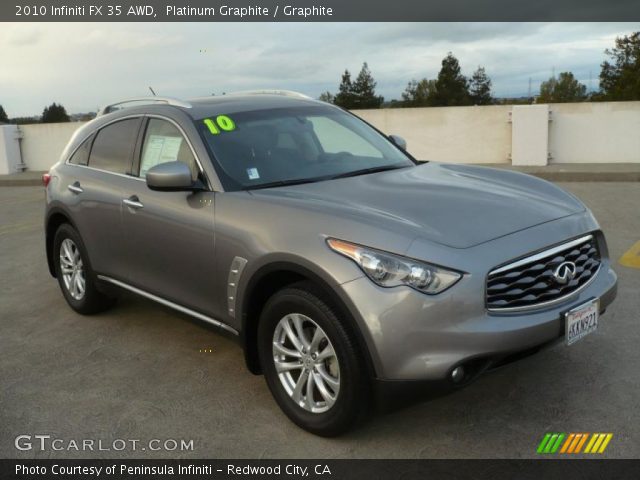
[451,366,465,383]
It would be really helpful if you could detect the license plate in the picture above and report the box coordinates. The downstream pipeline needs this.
[565,299,599,346]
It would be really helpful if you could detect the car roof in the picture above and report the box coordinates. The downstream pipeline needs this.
[187,93,327,118]
[97,92,330,122]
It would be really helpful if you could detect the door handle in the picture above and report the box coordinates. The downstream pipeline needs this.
[68,182,83,194]
[123,195,144,210]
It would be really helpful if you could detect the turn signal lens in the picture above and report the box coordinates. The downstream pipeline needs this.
[327,238,461,294]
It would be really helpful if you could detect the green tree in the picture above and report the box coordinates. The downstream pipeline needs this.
[469,67,493,105]
[351,62,384,109]
[428,53,470,106]
[10,116,39,125]
[41,103,70,123]
[401,78,436,107]
[0,104,8,123]
[599,31,640,101]
[334,69,356,109]
[318,91,334,104]
[538,72,587,103]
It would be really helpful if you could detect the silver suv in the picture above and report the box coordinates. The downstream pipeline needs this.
[44,92,617,436]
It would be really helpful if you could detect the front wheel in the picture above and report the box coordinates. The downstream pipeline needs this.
[258,282,371,436]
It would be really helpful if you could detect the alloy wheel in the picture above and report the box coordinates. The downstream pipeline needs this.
[272,313,340,413]
[59,238,85,300]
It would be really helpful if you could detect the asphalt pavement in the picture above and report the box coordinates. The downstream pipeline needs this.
[1,183,638,459]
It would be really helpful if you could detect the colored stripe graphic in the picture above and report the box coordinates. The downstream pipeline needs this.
[568,433,583,453]
[560,433,575,453]
[585,433,614,454]
[584,434,598,453]
[592,434,606,452]
[575,433,589,453]
[538,433,613,454]
[598,434,613,453]
[550,433,565,453]
[537,433,566,453]
[537,433,552,454]
[544,434,559,453]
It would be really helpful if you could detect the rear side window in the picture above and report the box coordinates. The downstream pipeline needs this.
[88,118,140,174]
[68,134,94,166]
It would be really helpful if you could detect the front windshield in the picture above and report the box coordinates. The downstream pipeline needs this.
[196,105,415,190]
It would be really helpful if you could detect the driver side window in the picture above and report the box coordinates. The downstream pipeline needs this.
[139,118,198,181]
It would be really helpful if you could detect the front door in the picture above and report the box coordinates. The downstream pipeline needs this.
[120,117,218,317]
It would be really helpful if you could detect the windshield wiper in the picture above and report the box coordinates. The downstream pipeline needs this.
[244,164,410,190]
[243,178,322,191]
[329,164,410,180]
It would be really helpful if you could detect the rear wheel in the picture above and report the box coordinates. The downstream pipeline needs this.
[258,281,371,436]
[53,223,114,314]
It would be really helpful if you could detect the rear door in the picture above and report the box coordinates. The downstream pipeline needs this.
[65,117,143,279]
[119,116,218,317]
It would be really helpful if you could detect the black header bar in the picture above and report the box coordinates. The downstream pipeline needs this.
[3,459,640,480]
[3,0,640,22]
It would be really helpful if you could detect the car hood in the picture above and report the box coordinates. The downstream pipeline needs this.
[249,162,585,249]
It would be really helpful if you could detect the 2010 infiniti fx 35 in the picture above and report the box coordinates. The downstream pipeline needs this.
[44,91,617,436]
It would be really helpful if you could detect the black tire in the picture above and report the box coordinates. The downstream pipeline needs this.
[53,223,115,315]
[258,281,371,436]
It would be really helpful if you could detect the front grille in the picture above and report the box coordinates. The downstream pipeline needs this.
[486,235,600,311]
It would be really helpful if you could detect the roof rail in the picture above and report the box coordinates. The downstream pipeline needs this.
[227,90,312,100]
[98,96,192,116]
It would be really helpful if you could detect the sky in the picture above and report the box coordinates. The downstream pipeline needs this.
[1,22,639,117]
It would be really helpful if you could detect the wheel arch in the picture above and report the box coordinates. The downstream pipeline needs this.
[45,207,77,277]
[239,260,376,378]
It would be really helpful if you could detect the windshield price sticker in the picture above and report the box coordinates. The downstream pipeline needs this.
[204,115,236,135]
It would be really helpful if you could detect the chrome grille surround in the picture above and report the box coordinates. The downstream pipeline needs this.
[486,234,601,312]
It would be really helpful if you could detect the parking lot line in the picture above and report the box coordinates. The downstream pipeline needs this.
[619,241,640,269]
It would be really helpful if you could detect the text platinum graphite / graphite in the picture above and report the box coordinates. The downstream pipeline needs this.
[166,5,334,17]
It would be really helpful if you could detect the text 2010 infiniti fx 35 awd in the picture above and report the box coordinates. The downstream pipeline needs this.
[44,91,617,436]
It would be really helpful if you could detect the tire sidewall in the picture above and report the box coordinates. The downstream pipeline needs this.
[258,287,367,436]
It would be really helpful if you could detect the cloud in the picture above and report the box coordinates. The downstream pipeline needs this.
[358,22,543,46]
[2,24,43,46]
[1,22,638,116]
[83,28,184,50]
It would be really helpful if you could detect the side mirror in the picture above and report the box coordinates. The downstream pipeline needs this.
[146,162,202,192]
[389,134,407,151]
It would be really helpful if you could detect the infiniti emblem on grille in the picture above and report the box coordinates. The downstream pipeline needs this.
[553,261,577,285]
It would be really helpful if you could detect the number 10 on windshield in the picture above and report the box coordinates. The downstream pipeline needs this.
[204,116,236,135]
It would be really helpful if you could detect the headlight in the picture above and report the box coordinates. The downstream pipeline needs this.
[327,238,462,294]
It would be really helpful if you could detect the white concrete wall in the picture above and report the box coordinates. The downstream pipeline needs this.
[548,102,640,164]
[19,122,86,171]
[353,105,512,164]
[3,101,640,173]
[0,125,23,174]
[355,102,640,165]
[511,105,549,166]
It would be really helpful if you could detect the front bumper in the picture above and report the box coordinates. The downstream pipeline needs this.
[339,227,618,383]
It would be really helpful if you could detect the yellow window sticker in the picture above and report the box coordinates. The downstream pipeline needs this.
[204,115,236,135]
[216,115,236,131]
